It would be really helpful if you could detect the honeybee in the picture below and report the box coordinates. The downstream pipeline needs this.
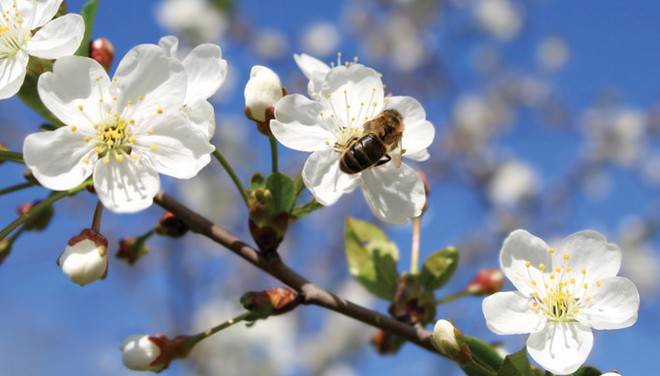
[339,109,404,174]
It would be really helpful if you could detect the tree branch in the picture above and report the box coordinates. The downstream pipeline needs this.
[153,191,437,354]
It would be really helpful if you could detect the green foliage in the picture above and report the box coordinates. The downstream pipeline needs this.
[249,173,266,190]
[497,348,532,376]
[568,366,602,376]
[75,0,100,56]
[290,199,324,220]
[419,246,459,291]
[344,217,400,300]
[465,336,504,371]
[266,172,296,213]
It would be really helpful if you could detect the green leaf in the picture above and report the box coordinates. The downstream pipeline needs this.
[249,173,266,190]
[465,336,504,371]
[292,173,305,199]
[290,199,324,220]
[345,217,399,300]
[266,172,296,213]
[497,347,532,376]
[419,247,458,291]
[17,67,63,127]
[75,0,100,56]
[568,366,602,376]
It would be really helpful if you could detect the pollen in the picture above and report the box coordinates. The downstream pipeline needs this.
[539,263,546,271]
[71,125,77,132]
[549,247,555,254]
[84,136,91,143]
[115,154,124,162]
[563,253,570,260]
[127,100,133,105]
[102,157,110,164]
[138,96,143,101]
[157,108,163,114]
[82,158,89,164]
[147,129,153,134]
[596,281,602,287]
[150,145,158,151]
[525,261,531,268]
[77,104,84,111]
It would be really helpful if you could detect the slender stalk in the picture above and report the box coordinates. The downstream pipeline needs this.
[0,182,34,196]
[0,182,90,240]
[212,149,248,205]
[0,226,26,266]
[410,216,421,274]
[0,150,24,164]
[187,312,254,349]
[91,200,103,233]
[436,290,470,306]
[268,136,278,173]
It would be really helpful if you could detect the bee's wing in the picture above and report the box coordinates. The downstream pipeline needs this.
[392,138,403,168]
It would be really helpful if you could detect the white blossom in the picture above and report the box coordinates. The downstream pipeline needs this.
[475,0,522,40]
[483,230,640,374]
[119,335,164,372]
[58,229,108,286]
[0,0,84,99]
[488,160,539,206]
[301,22,341,58]
[244,65,284,122]
[23,44,215,213]
[271,61,434,224]
[156,0,227,43]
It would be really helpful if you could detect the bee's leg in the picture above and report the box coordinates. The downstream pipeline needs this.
[375,154,392,167]
[335,136,358,150]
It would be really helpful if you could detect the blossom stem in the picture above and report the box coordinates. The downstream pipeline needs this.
[410,216,421,274]
[269,136,278,173]
[212,149,248,205]
[0,150,24,164]
[0,181,91,241]
[91,200,104,233]
[0,182,34,196]
[186,312,255,350]
[436,290,470,306]
[0,226,26,266]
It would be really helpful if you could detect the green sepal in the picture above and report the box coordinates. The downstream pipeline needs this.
[290,199,324,220]
[344,217,399,300]
[249,173,266,190]
[465,336,504,372]
[568,366,602,376]
[497,347,532,376]
[266,172,296,213]
[419,246,458,291]
[75,0,100,56]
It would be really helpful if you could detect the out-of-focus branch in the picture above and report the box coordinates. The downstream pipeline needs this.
[153,191,437,354]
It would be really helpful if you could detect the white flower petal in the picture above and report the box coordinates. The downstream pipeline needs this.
[404,149,430,161]
[158,35,179,58]
[320,64,384,127]
[499,229,553,296]
[294,53,330,99]
[38,56,111,126]
[27,0,62,29]
[93,157,161,213]
[183,98,215,139]
[0,51,28,100]
[559,230,622,281]
[482,291,546,335]
[113,44,186,116]
[577,277,639,330]
[23,127,96,190]
[360,162,425,224]
[383,96,435,158]
[182,43,227,103]
[134,112,214,179]
[527,322,593,375]
[271,94,334,152]
[25,14,84,59]
[302,149,360,206]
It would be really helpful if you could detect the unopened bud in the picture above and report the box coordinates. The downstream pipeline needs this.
[417,170,430,213]
[0,239,11,264]
[370,329,404,354]
[244,65,285,130]
[240,287,299,318]
[58,229,108,286]
[431,319,471,363]
[116,236,150,265]
[156,212,188,238]
[600,372,621,376]
[89,38,114,72]
[17,200,54,231]
[466,269,504,295]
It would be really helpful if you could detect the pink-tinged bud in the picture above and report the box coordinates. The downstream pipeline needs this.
[600,372,621,376]
[120,334,192,373]
[417,170,430,213]
[89,38,114,72]
[241,287,299,318]
[156,212,189,238]
[116,236,149,265]
[466,269,504,295]
[58,229,108,286]
[370,328,404,354]
[244,65,286,134]
[431,319,471,363]
[17,200,54,231]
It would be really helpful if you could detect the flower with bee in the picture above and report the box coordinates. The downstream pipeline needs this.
[270,59,434,224]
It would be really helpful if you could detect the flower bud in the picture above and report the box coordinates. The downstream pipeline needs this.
[600,373,621,376]
[120,335,166,372]
[155,212,188,238]
[431,319,471,363]
[244,65,285,126]
[17,200,54,231]
[89,38,114,72]
[466,269,504,295]
[58,229,108,286]
[370,328,404,354]
[241,287,299,318]
[0,239,11,265]
[116,236,150,265]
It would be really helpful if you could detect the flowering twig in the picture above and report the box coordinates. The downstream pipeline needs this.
[212,149,249,205]
[0,150,25,164]
[0,181,34,196]
[153,191,438,354]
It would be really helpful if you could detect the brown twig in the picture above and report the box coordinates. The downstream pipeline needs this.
[153,191,437,354]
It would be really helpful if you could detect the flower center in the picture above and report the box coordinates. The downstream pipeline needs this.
[524,248,602,322]
[0,3,30,59]
[93,113,135,164]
